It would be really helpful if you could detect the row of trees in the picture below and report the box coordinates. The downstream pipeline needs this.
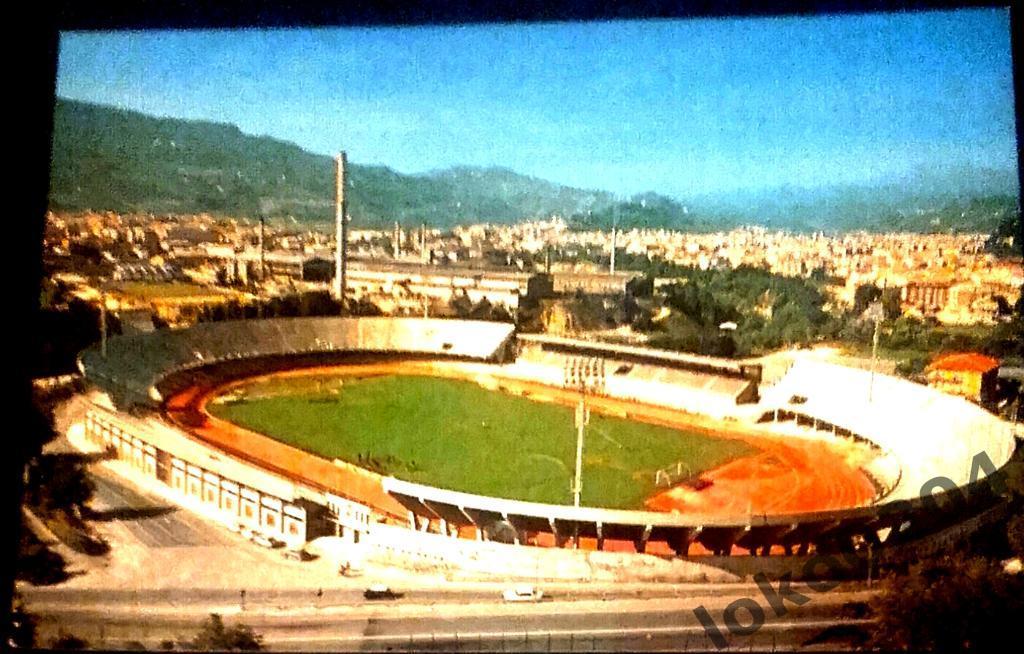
[596,260,1024,369]
[18,401,109,570]
[191,290,515,325]
[192,290,383,324]
[624,265,838,357]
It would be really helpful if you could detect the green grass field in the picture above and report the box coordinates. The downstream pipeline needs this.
[207,374,754,509]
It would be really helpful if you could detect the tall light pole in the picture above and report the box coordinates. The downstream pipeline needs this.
[866,300,884,403]
[572,399,588,509]
[563,356,606,511]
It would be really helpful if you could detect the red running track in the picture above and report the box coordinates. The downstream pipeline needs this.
[162,361,878,554]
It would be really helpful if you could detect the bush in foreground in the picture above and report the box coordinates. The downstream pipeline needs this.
[870,553,1024,651]
[181,614,262,651]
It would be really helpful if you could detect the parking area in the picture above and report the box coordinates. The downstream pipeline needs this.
[89,473,230,549]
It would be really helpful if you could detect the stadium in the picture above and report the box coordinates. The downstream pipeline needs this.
[67,316,1020,581]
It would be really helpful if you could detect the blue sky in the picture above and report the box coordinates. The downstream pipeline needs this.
[57,9,1017,200]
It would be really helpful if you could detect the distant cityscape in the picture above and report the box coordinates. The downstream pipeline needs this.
[43,209,1021,331]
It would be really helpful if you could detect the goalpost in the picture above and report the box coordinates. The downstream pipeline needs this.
[655,461,686,487]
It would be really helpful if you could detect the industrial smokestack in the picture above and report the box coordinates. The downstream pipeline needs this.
[258,215,266,281]
[420,223,428,262]
[610,201,618,276]
[610,225,617,276]
[393,221,401,259]
[333,152,348,306]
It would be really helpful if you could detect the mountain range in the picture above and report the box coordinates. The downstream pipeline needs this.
[48,98,1019,234]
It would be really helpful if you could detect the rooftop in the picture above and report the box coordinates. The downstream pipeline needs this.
[926,352,1000,374]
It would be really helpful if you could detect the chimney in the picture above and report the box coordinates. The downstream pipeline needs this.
[393,221,401,259]
[258,215,266,281]
[610,225,617,276]
[333,152,348,305]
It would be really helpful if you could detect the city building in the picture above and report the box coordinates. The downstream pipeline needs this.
[925,352,1000,405]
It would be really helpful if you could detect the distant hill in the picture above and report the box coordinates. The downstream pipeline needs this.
[699,169,1020,234]
[49,98,1018,233]
[48,99,635,228]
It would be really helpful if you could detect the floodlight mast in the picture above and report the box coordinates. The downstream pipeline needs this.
[572,395,588,508]
[564,357,606,514]
[867,298,884,402]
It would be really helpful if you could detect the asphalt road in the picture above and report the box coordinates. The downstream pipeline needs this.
[26,586,875,651]
[88,468,229,548]
[24,581,869,607]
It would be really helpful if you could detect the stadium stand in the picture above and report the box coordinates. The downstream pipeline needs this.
[759,359,1017,500]
[79,317,516,408]
[73,318,1019,562]
[506,338,754,418]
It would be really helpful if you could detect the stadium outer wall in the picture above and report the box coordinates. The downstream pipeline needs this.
[68,316,1021,582]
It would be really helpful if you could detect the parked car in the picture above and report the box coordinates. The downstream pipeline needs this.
[363,584,403,600]
[251,533,283,549]
[502,585,544,602]
[283,548,314,561]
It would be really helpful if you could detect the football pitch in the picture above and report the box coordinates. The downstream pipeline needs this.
[207,374,755,509]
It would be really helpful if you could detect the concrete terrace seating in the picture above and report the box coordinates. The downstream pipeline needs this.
[502,350,748,419]
[79,317,516,408]
[761,359,1017,500]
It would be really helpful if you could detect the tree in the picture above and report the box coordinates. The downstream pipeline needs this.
[1007,513,1024,559]
[346,297,383,317]
[299,290,341,317]
[17,529,71,586]
[853,283,882,314]
[7,594,37,649]
[184,613,263,651]
[151,312,170,330]
[870,553,1024,651]
[884,316,926,350]
[25,453,95,516]
[448,292,473,319]
[50,630,88,650]
[881,287,903,321]
[625,275,654,298]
